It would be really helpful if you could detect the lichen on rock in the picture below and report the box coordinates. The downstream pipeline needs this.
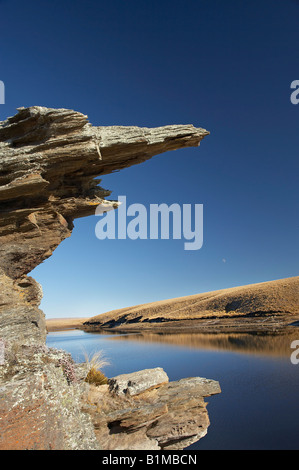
[0,344,100,450]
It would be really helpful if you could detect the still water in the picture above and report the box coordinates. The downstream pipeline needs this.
[46,328,299,450]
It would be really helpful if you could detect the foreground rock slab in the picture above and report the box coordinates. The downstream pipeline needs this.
[83,368,221,450]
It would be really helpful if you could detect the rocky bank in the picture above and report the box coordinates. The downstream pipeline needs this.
[84,368,221,450]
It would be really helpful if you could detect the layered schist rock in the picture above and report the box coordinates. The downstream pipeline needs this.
[84,368,221,450]
[0,106,209,450]
[0,106,209,345]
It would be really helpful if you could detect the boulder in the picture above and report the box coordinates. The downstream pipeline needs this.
[108,367,169,396]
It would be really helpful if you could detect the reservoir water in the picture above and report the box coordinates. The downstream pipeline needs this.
[46,328,299,450]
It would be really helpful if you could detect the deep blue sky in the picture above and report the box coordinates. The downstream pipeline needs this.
[0,0,298,318]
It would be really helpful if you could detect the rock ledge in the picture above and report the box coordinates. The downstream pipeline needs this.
[84,368,221,450]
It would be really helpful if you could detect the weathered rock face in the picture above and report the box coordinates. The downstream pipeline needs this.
[0,106,209,450]
[83,368,221,450]
[0,106,209,346]
[0,345,102,450]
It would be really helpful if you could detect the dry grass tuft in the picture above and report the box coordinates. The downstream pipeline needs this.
[85,368,108,386]
[83,350,110,386]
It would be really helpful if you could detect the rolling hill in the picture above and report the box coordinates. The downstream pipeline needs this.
[82,276,299,333]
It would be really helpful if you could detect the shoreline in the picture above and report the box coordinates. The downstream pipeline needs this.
[46,317,89,332]
[80,314,299,335]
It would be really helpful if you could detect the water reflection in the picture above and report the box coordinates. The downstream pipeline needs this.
[103,327,299,358]
[47,327,299,449]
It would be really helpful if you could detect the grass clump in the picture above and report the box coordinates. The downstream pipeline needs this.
[85,368,108,386]
[83,350,109,386]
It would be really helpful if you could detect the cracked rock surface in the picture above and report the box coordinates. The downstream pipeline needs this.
[84,368,221,450]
